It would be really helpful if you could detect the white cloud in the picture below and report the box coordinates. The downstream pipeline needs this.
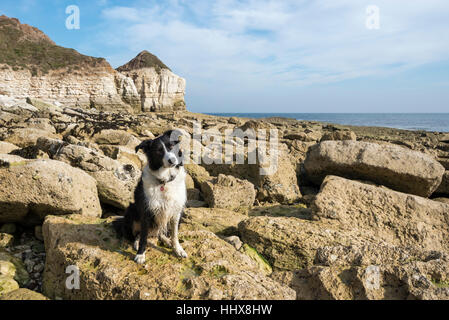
[96,0,449,111]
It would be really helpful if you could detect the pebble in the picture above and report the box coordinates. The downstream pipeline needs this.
[6,229,46,294]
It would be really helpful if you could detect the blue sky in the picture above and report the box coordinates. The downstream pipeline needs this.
[1,0,449,113]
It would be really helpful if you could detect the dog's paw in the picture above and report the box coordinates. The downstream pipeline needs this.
[134,253,146,264]
[174,247,188,259]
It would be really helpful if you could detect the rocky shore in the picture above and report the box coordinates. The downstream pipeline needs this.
[1,14,449,300]
[1,99,449,300]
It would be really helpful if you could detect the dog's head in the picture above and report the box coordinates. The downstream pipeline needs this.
[135,130,184,171]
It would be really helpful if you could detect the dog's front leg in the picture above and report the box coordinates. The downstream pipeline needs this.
[171,213,187,258]
[134,219,148,264]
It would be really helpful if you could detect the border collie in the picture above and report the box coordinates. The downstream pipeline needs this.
[114,130,187,264]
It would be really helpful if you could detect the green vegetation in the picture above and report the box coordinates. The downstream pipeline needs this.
[0,18,109,75]
[431,278,449,288]
[241,244,272,274]
[116,50,171,73]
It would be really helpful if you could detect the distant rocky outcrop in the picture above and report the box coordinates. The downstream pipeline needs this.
[0,15,185,113]
[116,51,186,112]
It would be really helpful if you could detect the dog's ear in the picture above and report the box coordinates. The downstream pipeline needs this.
[135,139,153,153]
[166,129,183,144]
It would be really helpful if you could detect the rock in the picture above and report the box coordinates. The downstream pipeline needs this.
[0,223,16,234]
[100,145,145,169]
[42,215,295,300]
[435,171,449,195]
[184,163,211,187]
[321,129,356,141]
[0,234,14,247]
[92,129,140,148]
[0,141,19,154]
[24,118,56,133]
[186,200,207,208]
[0,276,19,296]
[304,140,445,197]
[201,174,256,211]
[9,145,50,160]
[204,143,301,204]
[34,226,43,241]
[312,176,449,252]
[36,137,140,209]
[117,51,186,112]
[183,207,247,236]
[223,236,243,250]
[26,98,62,113]
[273,244,449,300]
[433,197,449,205]
[185,174,195,189]
[187,188,201,201]
[0,156,101,224]
[0,288,49,300]
[240,244,272,276]
[284,130,322,142]
[256,143,301,203]
[0,250,29,286]
[4,128,60,148]
[238,215,379,271]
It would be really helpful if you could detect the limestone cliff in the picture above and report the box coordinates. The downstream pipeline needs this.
[117,51,186,112]
[0,15,185,112]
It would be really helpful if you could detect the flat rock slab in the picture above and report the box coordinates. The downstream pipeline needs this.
[312,176,449,252]
[201,174,256,211]
[0,156,101,224]
[304,140,445,197]
[238,215,381,271]
[42,215,295,300]
[272,244,449,300]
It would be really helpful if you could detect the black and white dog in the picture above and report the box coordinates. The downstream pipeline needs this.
[114,130,187,264]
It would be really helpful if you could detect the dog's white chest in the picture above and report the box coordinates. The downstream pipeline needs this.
[142,167,187,219]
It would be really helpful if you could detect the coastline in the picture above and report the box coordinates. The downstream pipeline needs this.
[206,112,449,133]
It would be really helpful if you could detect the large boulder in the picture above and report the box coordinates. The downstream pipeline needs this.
[0,155,101,224]
[203,143,301,204]
[183,207,247,236]
[42,215,295,300]
[272,244,449,300]
[36,137,140,209]
[312,176,449,252]
[238,215,379,271]
[0,250,29,297]
[304,140,445,197]
[92,129,141,149]
[4,128,60,148]
[0,141,19,154]
[200,174,256,211]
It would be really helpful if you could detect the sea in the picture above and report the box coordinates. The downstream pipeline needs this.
[206,113,449,133]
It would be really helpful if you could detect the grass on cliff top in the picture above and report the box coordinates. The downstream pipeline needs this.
[0,19,108,75]
[116,50,171,73]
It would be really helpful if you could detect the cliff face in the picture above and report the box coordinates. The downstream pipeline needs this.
[0,15,185,113]
[117,51,186,112]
